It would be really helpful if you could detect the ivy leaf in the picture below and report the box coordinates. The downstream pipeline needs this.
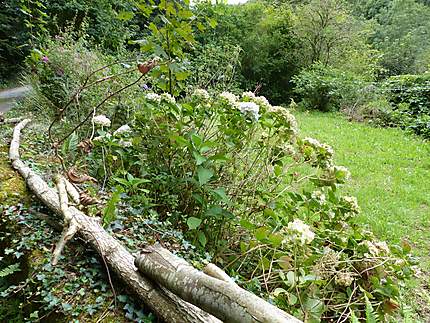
[117,11,134,21]
[187,217,202,230]
[197,167,213,185]
[197,231,207,247]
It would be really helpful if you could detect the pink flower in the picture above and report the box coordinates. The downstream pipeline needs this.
[42,56,49,63]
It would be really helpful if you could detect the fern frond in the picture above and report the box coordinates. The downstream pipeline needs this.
[0,263,20,278]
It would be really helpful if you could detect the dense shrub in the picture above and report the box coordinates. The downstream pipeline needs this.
[82,86,413,321]
[292,63,374,112]
[384,73,430,138]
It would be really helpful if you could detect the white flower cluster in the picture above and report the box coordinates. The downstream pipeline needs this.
[242,91,271,111]
[303,138,335,157]
[341,195,360,214]
[113,124,131,136]
[335,272,354,287]
[268,106,299,135]
[313,247,340,279]
[92,115,111,127]
[145,92,161,104]
[284,219,315,245]
[119,139,132,148]
[238,101,260,121]
[192,89,210,102]
[219,91,238,107]
[311,190,326,205]
[161,93,176,105]
[330,165,351,183]
[361,240,390,256]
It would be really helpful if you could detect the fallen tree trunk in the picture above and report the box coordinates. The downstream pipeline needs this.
[135,244,302,323]
[0,117,22,124]
[9,119,220,323]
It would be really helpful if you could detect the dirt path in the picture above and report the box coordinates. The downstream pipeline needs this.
[0,85,32,113]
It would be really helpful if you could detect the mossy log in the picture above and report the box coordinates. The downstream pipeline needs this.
[8,119,220,323]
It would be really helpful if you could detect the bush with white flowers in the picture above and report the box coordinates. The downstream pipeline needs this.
[87,89,413,322]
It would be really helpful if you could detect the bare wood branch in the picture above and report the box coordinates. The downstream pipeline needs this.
[203,263,236,284]
[0,117,23,125]
[9,119,220,323]
[51,175,79,265]
[135,244,302,323]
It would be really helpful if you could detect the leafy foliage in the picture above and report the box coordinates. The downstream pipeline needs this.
[85,87,413,321]
[383,73,430,138]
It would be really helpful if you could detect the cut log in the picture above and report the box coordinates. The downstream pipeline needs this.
[9,119,220,323]
[135,244,302,323]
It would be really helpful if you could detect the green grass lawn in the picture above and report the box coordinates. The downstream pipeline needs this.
[295,111,430,269]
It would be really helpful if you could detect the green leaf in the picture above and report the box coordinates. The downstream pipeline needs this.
[117,11,134,21]
[197,232,207,247]
[273,288,288,297]
[175,71,190,81]
[197,167,213,185]
[268,233,283,247]
[350,310,359,323]
[193,151,206,165]
[255,227,268,241]
[208,17,218,28]
[0,263,20,277]
[240,219,256,230]
[169,134,189,147]
[187,217,202,230]
[103,188,122,226]
[365,294,378,323]
[212,187,230,204]
[286,271,296,287]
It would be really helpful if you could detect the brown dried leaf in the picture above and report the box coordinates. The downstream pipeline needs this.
[77,139,93,154]
[79,191,99,206]
[138,59,158,75]
[67,167,98,184]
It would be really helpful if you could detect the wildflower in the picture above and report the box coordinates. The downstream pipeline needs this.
[341,195,360,213]
[313,247,340,279]
[285,219,315,245]
[119,140,132,148]
[241,91,256,101]
[145,92,161,103]
[303,137,322,148]
[335,272,354,287]
[219,91,238,107]
[41,56,49,63]
[114,124,131,136]
[93,133,111,142]
[92,115,111,127]
[311,190,326,205]
[141,83,150,91]
[161,93,176,104]
[327,165,351,183]
[374,241,390,254]
[361,240,379,256]
[192,89,210,102]
[238,102,260,121]
[268,106,299,136]
[254,95,271,111]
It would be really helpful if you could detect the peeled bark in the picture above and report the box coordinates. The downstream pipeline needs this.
[135,244,302,323]
[9,119,220,323]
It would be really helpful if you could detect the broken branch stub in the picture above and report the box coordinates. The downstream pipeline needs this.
[135,244,302,323]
